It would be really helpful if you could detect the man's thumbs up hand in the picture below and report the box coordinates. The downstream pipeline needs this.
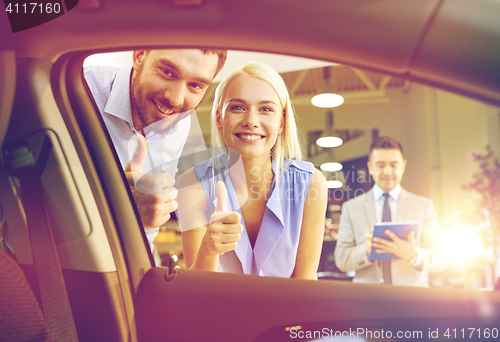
[125,134,148,173]
[203,181,243,256]
[124,135,178,228]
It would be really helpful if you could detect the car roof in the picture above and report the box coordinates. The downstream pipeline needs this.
[1,0,500,105]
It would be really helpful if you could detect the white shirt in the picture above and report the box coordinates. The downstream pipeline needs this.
[84,65,191,250]
[372,183,401,223]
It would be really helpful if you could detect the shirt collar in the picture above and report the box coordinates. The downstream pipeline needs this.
[373,183,402,202]
[104,65,134,124]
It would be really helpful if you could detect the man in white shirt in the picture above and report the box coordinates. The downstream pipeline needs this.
[334,136,445,286]
[84,49,227,250]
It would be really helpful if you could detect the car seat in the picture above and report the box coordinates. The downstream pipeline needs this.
[0,248,48,341]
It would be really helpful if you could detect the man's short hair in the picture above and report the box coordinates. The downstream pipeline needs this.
[369,136,404,158]
[142,49,227,78]
[201,49,227,77]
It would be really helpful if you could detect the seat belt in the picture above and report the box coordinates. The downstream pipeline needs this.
[4,135,79,341]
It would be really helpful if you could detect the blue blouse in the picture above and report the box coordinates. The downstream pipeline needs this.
[193,157,314,277]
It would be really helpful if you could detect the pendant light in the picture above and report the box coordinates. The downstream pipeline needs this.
[327,180,343,189]
[316,110,343,148]
[320,162,343,172]
[311,67,344,108]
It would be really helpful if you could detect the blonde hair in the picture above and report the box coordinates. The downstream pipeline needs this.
[210,61,302,175]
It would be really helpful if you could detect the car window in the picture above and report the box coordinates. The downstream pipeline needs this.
[83,50,500,290]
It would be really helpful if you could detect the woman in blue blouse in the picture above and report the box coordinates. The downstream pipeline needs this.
[177,61,327,279]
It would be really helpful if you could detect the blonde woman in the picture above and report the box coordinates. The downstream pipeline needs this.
[177,61,327,279]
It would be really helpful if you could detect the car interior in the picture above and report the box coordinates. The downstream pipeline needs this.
[1,0,500,341]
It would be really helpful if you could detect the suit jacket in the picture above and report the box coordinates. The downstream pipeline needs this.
[334,188,445,287]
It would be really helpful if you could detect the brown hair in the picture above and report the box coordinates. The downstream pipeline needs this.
[369,136,404,158]
[142,49,227,78]
[200,49,227,77]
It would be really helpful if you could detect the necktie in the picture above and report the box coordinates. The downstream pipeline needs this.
[382,193,392,285]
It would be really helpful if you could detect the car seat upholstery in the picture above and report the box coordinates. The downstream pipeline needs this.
[0,249,48,341]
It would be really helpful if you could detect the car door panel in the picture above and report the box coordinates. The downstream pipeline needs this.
[1,56,135,341]
[135,267,500,341]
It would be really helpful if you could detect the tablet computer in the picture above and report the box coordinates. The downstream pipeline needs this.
[369,221,420,261]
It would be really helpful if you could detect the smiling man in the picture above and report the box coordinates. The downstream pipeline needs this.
[334,136,445,287]
[84,49,227,250]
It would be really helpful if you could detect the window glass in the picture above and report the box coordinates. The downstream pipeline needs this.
[84,50,500,289]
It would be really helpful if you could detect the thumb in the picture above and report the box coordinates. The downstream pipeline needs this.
[125,135,147,172]
[407,230,415,242]
[215,180,228,213]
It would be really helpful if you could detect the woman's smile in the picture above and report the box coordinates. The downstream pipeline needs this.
[234,132,266,142]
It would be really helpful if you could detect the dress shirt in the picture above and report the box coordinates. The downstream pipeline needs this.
[372,184,401,223]
[84,65,191,251]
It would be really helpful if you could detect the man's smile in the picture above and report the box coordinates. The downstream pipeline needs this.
[153,99,177,116]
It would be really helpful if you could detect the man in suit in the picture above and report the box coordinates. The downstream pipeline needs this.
[334,136,445,286]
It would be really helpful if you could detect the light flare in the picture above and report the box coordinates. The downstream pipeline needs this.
[439,225,485,262]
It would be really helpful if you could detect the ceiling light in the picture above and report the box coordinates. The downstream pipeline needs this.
[327,180,343,189]
[320,162,343,172]
[316,137,343,148]
[312,93,344,108]
[316,110,343,147]
[311,66,344,108]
